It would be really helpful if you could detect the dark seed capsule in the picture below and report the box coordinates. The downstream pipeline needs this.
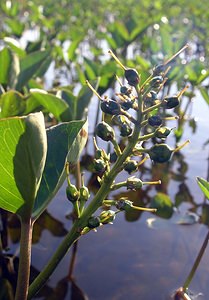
[153,64,166,76]
[125,68,140,86]
[120,99,133,111]
[163,96,180,109]
[149,144,172,163]
[88,216,100,228]
[120,85,132,95]
[66,185,80,203]
[100,99,121,115]
[148,115,162,127]
[95,121,115,141]
[93,159,106,173]
[120,123,132,137]
[124,160,138,174]
[150,76,163,88]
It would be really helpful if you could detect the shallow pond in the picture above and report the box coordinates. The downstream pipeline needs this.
[3,90,209,300]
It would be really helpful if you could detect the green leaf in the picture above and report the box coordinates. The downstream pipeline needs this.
[56,88,77,121]
[15,50,51,91]
[68,38,82,61]
[32,119,88,220]
[0,90,26,118]
[197,177,209,200]
[0,47,12,85]
[199,87,209,105]
[4,37,26,58]
[0,112,47,221]
[28,89,70,121]
[150,192,173,219]
[76,84,95,120]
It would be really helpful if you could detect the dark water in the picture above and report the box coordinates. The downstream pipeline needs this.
[3,92,209,300]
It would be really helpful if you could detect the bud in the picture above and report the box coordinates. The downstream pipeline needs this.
[155,127,172,139]
[99,210,116,224]
[66,184,80,203]
[93,159,106,173]
[115,199,133,211]
[126,177,143,190]
[79,185,90,202]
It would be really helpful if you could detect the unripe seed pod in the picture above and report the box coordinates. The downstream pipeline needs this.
[79,186,90,202]
[148,115,162,127]
[145,90,157,102]
[149,144,172,163]
[120,123,132,137]
[163,96,180,109]
[126,177,143,190]
[100,99,121,115]
[153,64,166,76]
[155,127,171,139]
[88,216,100,228]
[93,159,106,173]
[125,68,140,86]
[115,200,133,211]
[66,184,80,203]
[95,121,115,141]
[123,160,138,174]
[99,210,116,224]
[95,149,103,159]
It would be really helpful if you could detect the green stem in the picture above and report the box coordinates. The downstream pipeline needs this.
[182,230,209,291]
[15,218,33,300]
[110,181,127,191]
[28,88,143,299]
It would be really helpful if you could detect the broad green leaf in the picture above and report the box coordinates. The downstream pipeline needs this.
[197,177,209,200]
[0,47,11,85]
[32,119,88,219]
[0,112,47,221]
[28,89,70,121]
[4,37,26,58]
[150,192,173,219]
[0,90,26,118]
[56,88,77,121]
[15,50,51,91]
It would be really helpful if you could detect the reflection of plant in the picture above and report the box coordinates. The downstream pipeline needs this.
[174,177,209,300]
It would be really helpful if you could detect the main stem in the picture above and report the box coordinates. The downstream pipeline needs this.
[15,218,33,300]
[28,91,143,299]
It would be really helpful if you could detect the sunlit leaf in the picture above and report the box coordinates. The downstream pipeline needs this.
[199,87,209,105]
[32,119,88,220]
[197,177,209,200]
[0,90,26,117]
[0,47,11,85]
[28,89,70,121]
[0,112,47,221]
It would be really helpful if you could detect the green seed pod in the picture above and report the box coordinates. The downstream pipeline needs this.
[95,121,115,141]
[123,160,138,174]
[93,159,106,173]
[95,149,103,159]
[148,144,172,163]
[155,127,171,139]
[125,68,140,86]
[99,210,116,224]
[148,115,162,127]
[115,200,133,211]
[88,216,100,228]
[66,184,80,203]
[100,99,121,115]
[126,177,143,190]
[120,123,132,137]
[163,96,180,109]
[79,186,90,202]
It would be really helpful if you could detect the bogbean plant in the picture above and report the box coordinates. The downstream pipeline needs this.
[27,45,190,299]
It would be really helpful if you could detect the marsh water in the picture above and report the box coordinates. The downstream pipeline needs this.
[3,91,209,300]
